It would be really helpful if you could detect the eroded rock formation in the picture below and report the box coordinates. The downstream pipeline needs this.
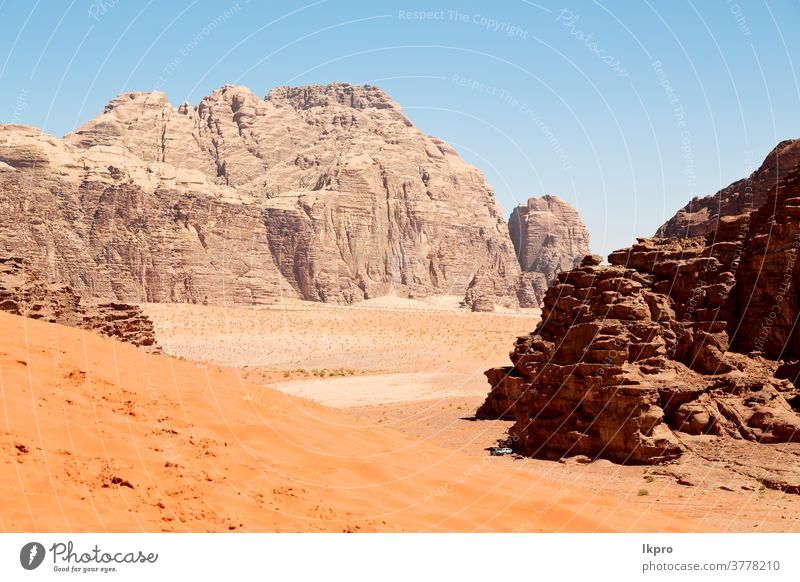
[0,257,157,348]
[657,139,800,238]
[479,157,800,469]
[0,83,520,308]
[509,195,590,307]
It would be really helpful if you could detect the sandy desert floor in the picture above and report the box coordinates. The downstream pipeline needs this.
[141,297,537,373]
[142,298,540,406]
[0,309,699,533]
[3,300,799,532]
[140,300,800,532]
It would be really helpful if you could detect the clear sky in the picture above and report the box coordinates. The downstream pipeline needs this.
[1,0,798,257]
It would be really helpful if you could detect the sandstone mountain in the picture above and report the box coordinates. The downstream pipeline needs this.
[479,142,800,490]
[509,195,590,306]
[0,83,521,308]
[657,139,800,238]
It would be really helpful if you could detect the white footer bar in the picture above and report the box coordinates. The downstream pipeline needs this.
[2,533,798,581]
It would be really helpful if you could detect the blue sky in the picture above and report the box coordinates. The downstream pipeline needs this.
[1,0,798,257]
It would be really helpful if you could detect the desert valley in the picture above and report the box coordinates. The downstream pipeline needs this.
[2,82,800,533]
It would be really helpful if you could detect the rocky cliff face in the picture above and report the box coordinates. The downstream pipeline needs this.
[509,195,590,306]
[0,83,520,308]
[0,257,157,348]
[657,139,800,238]
[480,147,800,472]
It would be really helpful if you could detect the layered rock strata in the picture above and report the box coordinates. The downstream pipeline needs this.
[0,256,157,348]
[0,83,521,308]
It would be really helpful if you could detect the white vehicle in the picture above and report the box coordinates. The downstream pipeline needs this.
[490,446,514,456]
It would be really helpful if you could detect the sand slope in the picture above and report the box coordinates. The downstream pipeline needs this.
[0,312,702,532]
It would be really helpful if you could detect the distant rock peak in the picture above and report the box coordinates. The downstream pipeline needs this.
[509,194,590,306]
[97,83,400,118]
[657,139,800,238]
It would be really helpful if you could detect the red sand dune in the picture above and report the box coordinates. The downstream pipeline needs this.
[0,312,703,532]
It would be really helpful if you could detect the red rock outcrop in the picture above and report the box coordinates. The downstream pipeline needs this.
[657,139,800,238]
[0,84,520,308]
[480,153,800,467]
[509,195,590,307]
[0,256,157,348]
[727,168,800,360]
